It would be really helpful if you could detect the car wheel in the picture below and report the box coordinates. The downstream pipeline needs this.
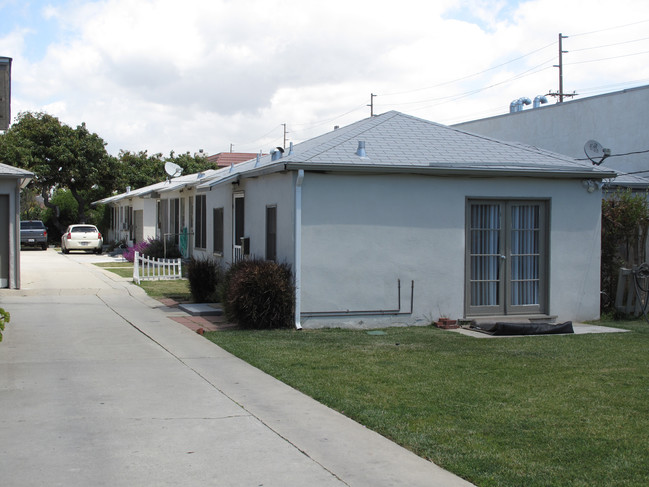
[41,243,48,250]
[95,247,102,255]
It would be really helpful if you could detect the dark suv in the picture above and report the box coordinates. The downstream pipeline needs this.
[20,220,48,250]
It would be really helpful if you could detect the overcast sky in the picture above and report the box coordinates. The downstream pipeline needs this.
[1,0,648,157]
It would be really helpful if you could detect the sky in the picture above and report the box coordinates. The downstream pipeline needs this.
[1,0,648,157]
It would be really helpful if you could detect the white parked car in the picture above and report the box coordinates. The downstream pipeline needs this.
[61,224,103,254]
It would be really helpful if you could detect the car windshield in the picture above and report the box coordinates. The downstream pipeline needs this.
[71,226,98,233]
[21,221,45,229]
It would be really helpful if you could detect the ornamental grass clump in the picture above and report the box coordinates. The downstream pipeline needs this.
[223,259,295,329]
[186,257,222,303]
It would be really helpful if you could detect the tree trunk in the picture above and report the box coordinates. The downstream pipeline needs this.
[41,189,66,235]
[69,187,88,223]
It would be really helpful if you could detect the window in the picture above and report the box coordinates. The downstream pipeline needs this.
[266,206,277,261]
[213,207,224,255]
[195,194,206,249]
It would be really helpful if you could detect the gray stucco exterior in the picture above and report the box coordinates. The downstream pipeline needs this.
[453,84,649,177]
[96,111,614,328]
[0,163,33,289]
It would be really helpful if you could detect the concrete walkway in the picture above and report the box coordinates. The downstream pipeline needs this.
[0,249,474,487]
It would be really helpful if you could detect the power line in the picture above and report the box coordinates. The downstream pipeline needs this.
[570,19,649,38]
[570,35,649,52]
[380,41,556,98]
[566,49,649,66]
[576,148,649,162]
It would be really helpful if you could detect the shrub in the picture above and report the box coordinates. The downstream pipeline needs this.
[143,238,182,259]
[186,257,222,303]
[223,259,294,329]
[122,239,152,262]
[0,307,9,343]
[601,190,649,312]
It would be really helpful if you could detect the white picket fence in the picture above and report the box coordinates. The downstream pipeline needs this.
[133,251,182,284]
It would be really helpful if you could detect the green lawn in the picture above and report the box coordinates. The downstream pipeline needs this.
[94,262,192,301]
[204,321,649,487]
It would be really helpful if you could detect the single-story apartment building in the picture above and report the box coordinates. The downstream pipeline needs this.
[97,111,616,328]
[0,162,33,288]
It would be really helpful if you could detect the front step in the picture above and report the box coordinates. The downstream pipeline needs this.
[465,315,558,324]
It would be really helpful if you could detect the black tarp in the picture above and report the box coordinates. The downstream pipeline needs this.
[471,321,574,336]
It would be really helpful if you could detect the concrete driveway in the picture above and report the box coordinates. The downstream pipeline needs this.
[0,249,474,487]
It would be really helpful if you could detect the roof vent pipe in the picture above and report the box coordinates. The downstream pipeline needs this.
[509,99,519,113]
[510,97,532,113]
[126,186,131,193]
[356,141,367,157]
[271,146,284,161]
[287,141,294,156]
[533,95,548,108]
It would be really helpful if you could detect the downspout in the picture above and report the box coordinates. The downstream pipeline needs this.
[13,179,21,289]
[294,169,304,330]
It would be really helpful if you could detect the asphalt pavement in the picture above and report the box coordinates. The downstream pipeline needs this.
[0,248,474,487]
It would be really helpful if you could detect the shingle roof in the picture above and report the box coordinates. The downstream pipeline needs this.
[0,162,33,178]
[198,111,616,189]
[92,169,219,205]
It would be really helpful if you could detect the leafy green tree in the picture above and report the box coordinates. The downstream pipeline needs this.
[115,149,216,190]
[0,112,119,233]
[116,150,166,189]
[20,186,45,220]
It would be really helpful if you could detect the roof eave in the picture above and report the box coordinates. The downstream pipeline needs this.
[281,163,618,179]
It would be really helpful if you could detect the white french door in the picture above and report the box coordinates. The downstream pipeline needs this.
[466,200,548,316]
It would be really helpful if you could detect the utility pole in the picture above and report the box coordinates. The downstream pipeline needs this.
[282,123,288,149]
[558,33,567,103]
[548,33,576,103]
[368,93,376,117]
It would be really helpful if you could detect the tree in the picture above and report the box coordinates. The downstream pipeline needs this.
[0,112,119,233]
[115,149,216,190]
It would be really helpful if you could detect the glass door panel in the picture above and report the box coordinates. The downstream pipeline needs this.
[467,200,547,316]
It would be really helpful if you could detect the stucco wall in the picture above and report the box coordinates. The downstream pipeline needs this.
[299,172,602,328]
[194,172,296,265]
[453,85,649,174]
[0,178,20,288]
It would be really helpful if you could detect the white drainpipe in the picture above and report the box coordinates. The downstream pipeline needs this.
[294,169,304,330]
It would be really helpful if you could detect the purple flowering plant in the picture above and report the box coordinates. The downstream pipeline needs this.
[122,239,152,262]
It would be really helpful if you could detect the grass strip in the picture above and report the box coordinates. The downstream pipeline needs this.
[204,321,649,487]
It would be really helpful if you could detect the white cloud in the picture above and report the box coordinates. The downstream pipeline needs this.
[2,0,648,155]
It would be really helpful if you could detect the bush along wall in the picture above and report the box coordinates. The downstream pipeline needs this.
[601,189,649,312]
[0,307,10,342]
[223,259,295,329]
[186,257,222,303]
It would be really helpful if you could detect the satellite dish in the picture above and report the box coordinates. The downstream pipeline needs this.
[164,161,183,177]
[584,139,611,166]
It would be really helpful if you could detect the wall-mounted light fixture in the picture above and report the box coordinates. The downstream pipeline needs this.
[582,179,602,193]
